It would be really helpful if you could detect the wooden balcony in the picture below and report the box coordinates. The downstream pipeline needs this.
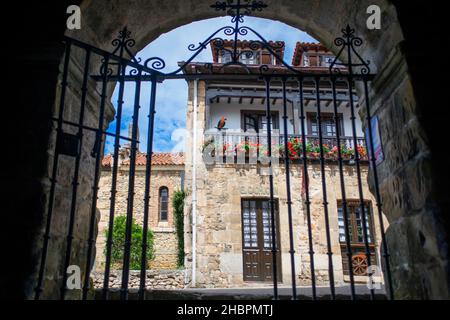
[203,132,368,163]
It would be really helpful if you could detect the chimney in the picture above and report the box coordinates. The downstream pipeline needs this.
[119,122,140,163]
[127,122,140,153]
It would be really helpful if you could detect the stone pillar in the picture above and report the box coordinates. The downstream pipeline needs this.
[184,80,207,287]
[26,49,115,299]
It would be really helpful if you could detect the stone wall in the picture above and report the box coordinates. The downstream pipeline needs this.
[184,162,387,288]
[26,50,116,299]
[360,44,450,299]
[92,270,186,290]
[95,165,183,272]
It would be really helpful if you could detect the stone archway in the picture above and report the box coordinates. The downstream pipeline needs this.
[17,0,449,300]
[69,0,402,73]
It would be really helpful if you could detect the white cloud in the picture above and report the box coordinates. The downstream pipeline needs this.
[171,128,188,152]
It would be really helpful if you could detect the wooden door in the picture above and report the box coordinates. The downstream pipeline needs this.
[338,200,377,276]
[242,199,282,282]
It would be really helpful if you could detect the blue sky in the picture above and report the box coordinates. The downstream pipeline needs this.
[104,16,317,155]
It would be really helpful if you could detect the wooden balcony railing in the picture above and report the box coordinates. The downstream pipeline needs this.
[203,132,368,162]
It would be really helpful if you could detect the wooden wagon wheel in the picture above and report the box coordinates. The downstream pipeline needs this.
[352,254,368,276]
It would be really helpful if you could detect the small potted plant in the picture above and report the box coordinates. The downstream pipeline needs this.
[236,140,251,157]
[309,143,321,159]
[357,144,368,161]
[328,145,339,161]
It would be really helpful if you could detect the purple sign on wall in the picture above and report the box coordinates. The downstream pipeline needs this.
[365,116,384,166]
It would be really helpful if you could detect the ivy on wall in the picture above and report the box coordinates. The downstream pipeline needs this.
[172,190,185,268]
[104,215,155,270]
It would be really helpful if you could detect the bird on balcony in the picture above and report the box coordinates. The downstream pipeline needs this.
[216,116,227,131]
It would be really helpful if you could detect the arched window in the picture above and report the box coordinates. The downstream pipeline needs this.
[159,187,169,222]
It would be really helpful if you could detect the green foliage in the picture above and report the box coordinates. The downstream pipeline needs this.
[173,190,186,268]
[105,215,154,270]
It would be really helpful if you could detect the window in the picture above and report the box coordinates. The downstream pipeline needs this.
[159,187,169,222]
[219,50,262,65]
[242,111,279,133]
[320,55,335,67]
[338,201,374,244]
[307,112,344,137]
[240,50,260,65]
[242,200,278,249]
[303,54,310,67]
[220,51,232,63]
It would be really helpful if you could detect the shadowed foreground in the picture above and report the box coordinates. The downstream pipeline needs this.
[95,285,386,300]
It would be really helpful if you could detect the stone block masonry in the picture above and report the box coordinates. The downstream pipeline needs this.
[92,270,186,290]
[183,161,389,288]
[95,159,184,272]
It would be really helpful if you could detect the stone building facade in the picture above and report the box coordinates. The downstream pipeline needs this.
[184,161,387,287]
[95,152,184,272]
[182,41,389,288]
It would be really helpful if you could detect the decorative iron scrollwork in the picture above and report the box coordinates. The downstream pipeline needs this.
[95,2,373,78]
[143,57,166,71]
[99,58,114,77]
[211,0,268,22]
[99,26,143,76]
[111,26,140,64]
[329,25,371,75]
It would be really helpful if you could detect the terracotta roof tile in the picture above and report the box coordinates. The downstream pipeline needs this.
[210,39,285,63]
[150,152,185,166]
[292,42,331,66]
[102,152,184,167]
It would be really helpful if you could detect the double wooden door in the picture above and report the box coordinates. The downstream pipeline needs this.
[242,199,282,282]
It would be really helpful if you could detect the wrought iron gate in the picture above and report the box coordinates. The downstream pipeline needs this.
[35,0,393,300]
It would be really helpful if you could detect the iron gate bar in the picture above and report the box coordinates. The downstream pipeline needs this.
[297,77,317,300]
[52,118,139,143]
[34,40,72,300]
[91,73,376,82]
[139,77,158,300]
[120,68,143,300]
[67,36,163,76]
[363,79,394,300]
[331,76,356,300]
[232,1,241,61]
[82,54,111,300]
[331,24,378,300]
[281,78,297,299]
[346,76,374,300]
[102,60,128,300]
[264,77,278,299]
[314,76,336,300]
[60,48,92,300]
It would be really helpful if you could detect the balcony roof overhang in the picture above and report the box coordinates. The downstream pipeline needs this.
[207,89,358,108]
[208,94,293,105]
